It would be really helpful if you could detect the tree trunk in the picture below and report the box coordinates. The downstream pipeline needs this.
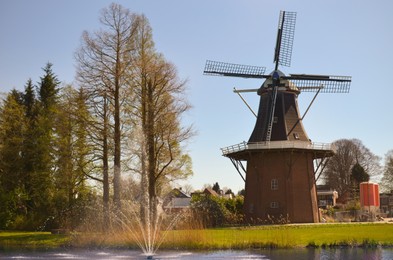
[113,50,122,210]
[102,94,110,231]
[147,80,157,224]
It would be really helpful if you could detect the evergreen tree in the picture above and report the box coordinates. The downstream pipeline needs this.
[38,63,59,110]
[351,163,370,184]
[0,91,27,228]
[212,182,221,194]
[28,62,60,228]
[23,79,36,119]
[351,162,369,200]
[54,86,91,229]
[21,79,38,218]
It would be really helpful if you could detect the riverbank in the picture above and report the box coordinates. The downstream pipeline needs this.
[1,222,393,251]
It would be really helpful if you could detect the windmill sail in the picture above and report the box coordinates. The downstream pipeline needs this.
[286,74,352,93]
[204,60,266,78]
[274,11,297,69]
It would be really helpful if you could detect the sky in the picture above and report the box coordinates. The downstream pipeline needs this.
[1,0,393,193]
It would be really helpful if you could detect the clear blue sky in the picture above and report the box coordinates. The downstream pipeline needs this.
[1,0,392,193]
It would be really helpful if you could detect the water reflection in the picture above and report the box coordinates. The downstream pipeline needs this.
[1,248,393,259]
[264,248,389,260]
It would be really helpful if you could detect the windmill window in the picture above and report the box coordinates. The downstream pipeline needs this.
[271,179,278,190]
[270,201,279,208]
[293,133,299,140]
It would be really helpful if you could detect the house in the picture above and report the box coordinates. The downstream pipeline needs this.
[190,187,235,199]
[316,185,338,208]
[163,186,231,213]
[380,190,393,217]
[202,187,219,197]
[191,187,218,197]
[162,188,191,213]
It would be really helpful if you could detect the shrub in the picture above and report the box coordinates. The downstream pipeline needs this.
[190,194,244,227]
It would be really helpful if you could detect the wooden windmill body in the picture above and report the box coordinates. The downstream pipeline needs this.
[204,11,351,223]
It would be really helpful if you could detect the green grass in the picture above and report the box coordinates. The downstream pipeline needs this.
[161,223,393,249]
[1,223,393,251]
[0,231,70,250]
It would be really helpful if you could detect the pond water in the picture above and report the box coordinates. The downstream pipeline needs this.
[2,248,393,259]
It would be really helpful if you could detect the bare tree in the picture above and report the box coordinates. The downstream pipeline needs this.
[76,5,193,230]
[322,138,380,201]
[129,15,194,223]
[75,3,139,210]
[381,150,393,192]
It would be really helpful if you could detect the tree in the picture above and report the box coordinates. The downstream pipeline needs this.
[0,65,96,230]
[38,63,59,110]
[322,139,380,201]
[0,69,61,229]
[190,193,244,227]
[190,194,229,227]
[22,79,37,197]
[77,84,112,228]
[0,90,27,228]
[53,86,92,229]
[30,62,60,227]
[75,3,140,210]
[212,182,221,194]
[21,79,40,228]
[351,163,369,184]
[381,150,393,192]
[350,163,369,200]
[129,14,193,224]
[75,4,193,231]
[23,79,36,119]
[225,189,234,196]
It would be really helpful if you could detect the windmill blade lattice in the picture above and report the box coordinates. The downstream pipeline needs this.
[274,11,297,68]
[204,60,267,78]
[286,74,352,93]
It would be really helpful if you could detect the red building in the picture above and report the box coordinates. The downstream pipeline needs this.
[360,182,380,211]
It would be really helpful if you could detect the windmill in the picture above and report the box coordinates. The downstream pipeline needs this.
[204,11,351,223]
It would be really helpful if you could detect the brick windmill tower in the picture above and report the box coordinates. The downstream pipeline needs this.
[204,11,351,223]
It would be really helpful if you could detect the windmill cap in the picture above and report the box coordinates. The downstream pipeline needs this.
[258,69,299,95]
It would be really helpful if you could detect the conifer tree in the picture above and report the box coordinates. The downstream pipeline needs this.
[21,79,38,215]
[54,86,92,228]
[350,162,369,200]
[29,62,60,227]
[0,90,27,228]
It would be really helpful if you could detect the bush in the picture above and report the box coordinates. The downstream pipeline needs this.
[190,194,244,227]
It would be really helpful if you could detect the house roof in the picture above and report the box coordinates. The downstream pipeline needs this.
[167,188,190,198]
[203,187,219,197]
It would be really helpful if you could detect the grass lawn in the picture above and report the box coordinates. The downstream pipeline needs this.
[0,231,70,250]
[162,223,393,249]
[1,223,393,250]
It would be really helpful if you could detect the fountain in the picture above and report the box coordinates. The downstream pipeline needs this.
[115,199,184,259]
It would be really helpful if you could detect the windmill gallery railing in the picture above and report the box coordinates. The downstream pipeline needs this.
[221,141,335,156]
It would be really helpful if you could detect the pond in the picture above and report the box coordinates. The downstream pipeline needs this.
[2,247,393,259]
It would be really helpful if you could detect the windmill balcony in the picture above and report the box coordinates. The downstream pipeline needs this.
[221,140,335,156]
